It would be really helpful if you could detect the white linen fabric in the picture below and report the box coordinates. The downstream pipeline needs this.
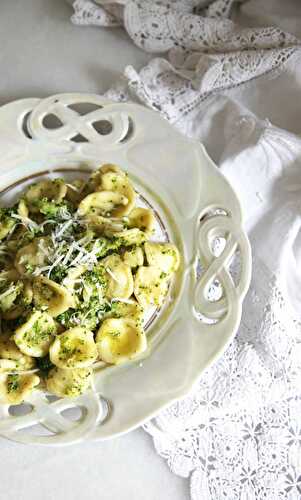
[69,1,301,498]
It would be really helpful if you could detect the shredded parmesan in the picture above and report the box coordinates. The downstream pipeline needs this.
[66,183,80,192]
[69,251,85,268]
[105,267,121,284]
[32,266,49,277]
[38,239,50,258]
[54,219,73,239]
[39,219,57,231]
[46,254,66,278]
[70,312,81,325]
[111,298,136,305]
[0,284,17,300]
[62,242,76,266]
[11,213,40,232]
[77,235,93,247]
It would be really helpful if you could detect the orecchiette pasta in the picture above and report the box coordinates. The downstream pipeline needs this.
[0,213,15,240]
[15,237,49,275]
[86,164,136,216]
[78,191,128,216]
[0,270,20,311]
[14,311,56,357]
[134,266,170,308]
[46,367,92,398]
[96,318,147,364]
[0,276,33,320]
[144,242,180,274]
[98,164,124,177]
[86,163,123,193]
[109,299,144,324]
[33,276,75,317]
[49,327,98,369]
[0,373,40,404]
[24,179,67,213]
[123,246,144,268]
[0,334,35,370]
[1,281,32,320]
[18,199,29,218]
[0,359,24,373]
[114,228,146,246]
[0,280,22,314]
[128,208,155,234]
[89,164,123,187]
[65,179,86,204]
[0,163,179,402]
[100,171,136,217]
[84,214,125,235]
[102,254,134,300]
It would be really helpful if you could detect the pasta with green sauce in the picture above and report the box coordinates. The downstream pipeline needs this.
[0,164,180,403]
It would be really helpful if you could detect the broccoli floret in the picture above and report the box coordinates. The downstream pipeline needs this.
[0,205,18,218]
[37,198,73,219]
[49,265,68,283]
[90,237,122,259]
[38,199,59,217]
[84,267,107,288]
[57,298,112,331]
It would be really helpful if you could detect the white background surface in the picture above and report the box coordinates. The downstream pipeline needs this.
[0,1,188,499]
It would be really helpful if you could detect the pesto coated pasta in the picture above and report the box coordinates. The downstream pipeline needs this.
[0,164,180,403]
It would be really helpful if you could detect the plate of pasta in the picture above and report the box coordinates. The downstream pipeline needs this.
[0,93,251,445]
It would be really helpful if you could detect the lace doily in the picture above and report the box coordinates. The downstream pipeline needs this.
[69,1,301,498]
[145,255,301,500]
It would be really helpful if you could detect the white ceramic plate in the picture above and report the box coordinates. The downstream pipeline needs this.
[0,93,251,446]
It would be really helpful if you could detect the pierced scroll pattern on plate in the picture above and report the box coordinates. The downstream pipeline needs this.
[194,210,250,323]
[27,94,135,149]
[0,389,106,445]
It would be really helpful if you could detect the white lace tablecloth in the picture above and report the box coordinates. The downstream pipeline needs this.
[69,1,301,498]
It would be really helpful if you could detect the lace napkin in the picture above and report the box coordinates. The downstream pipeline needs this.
[69,1,301,498]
